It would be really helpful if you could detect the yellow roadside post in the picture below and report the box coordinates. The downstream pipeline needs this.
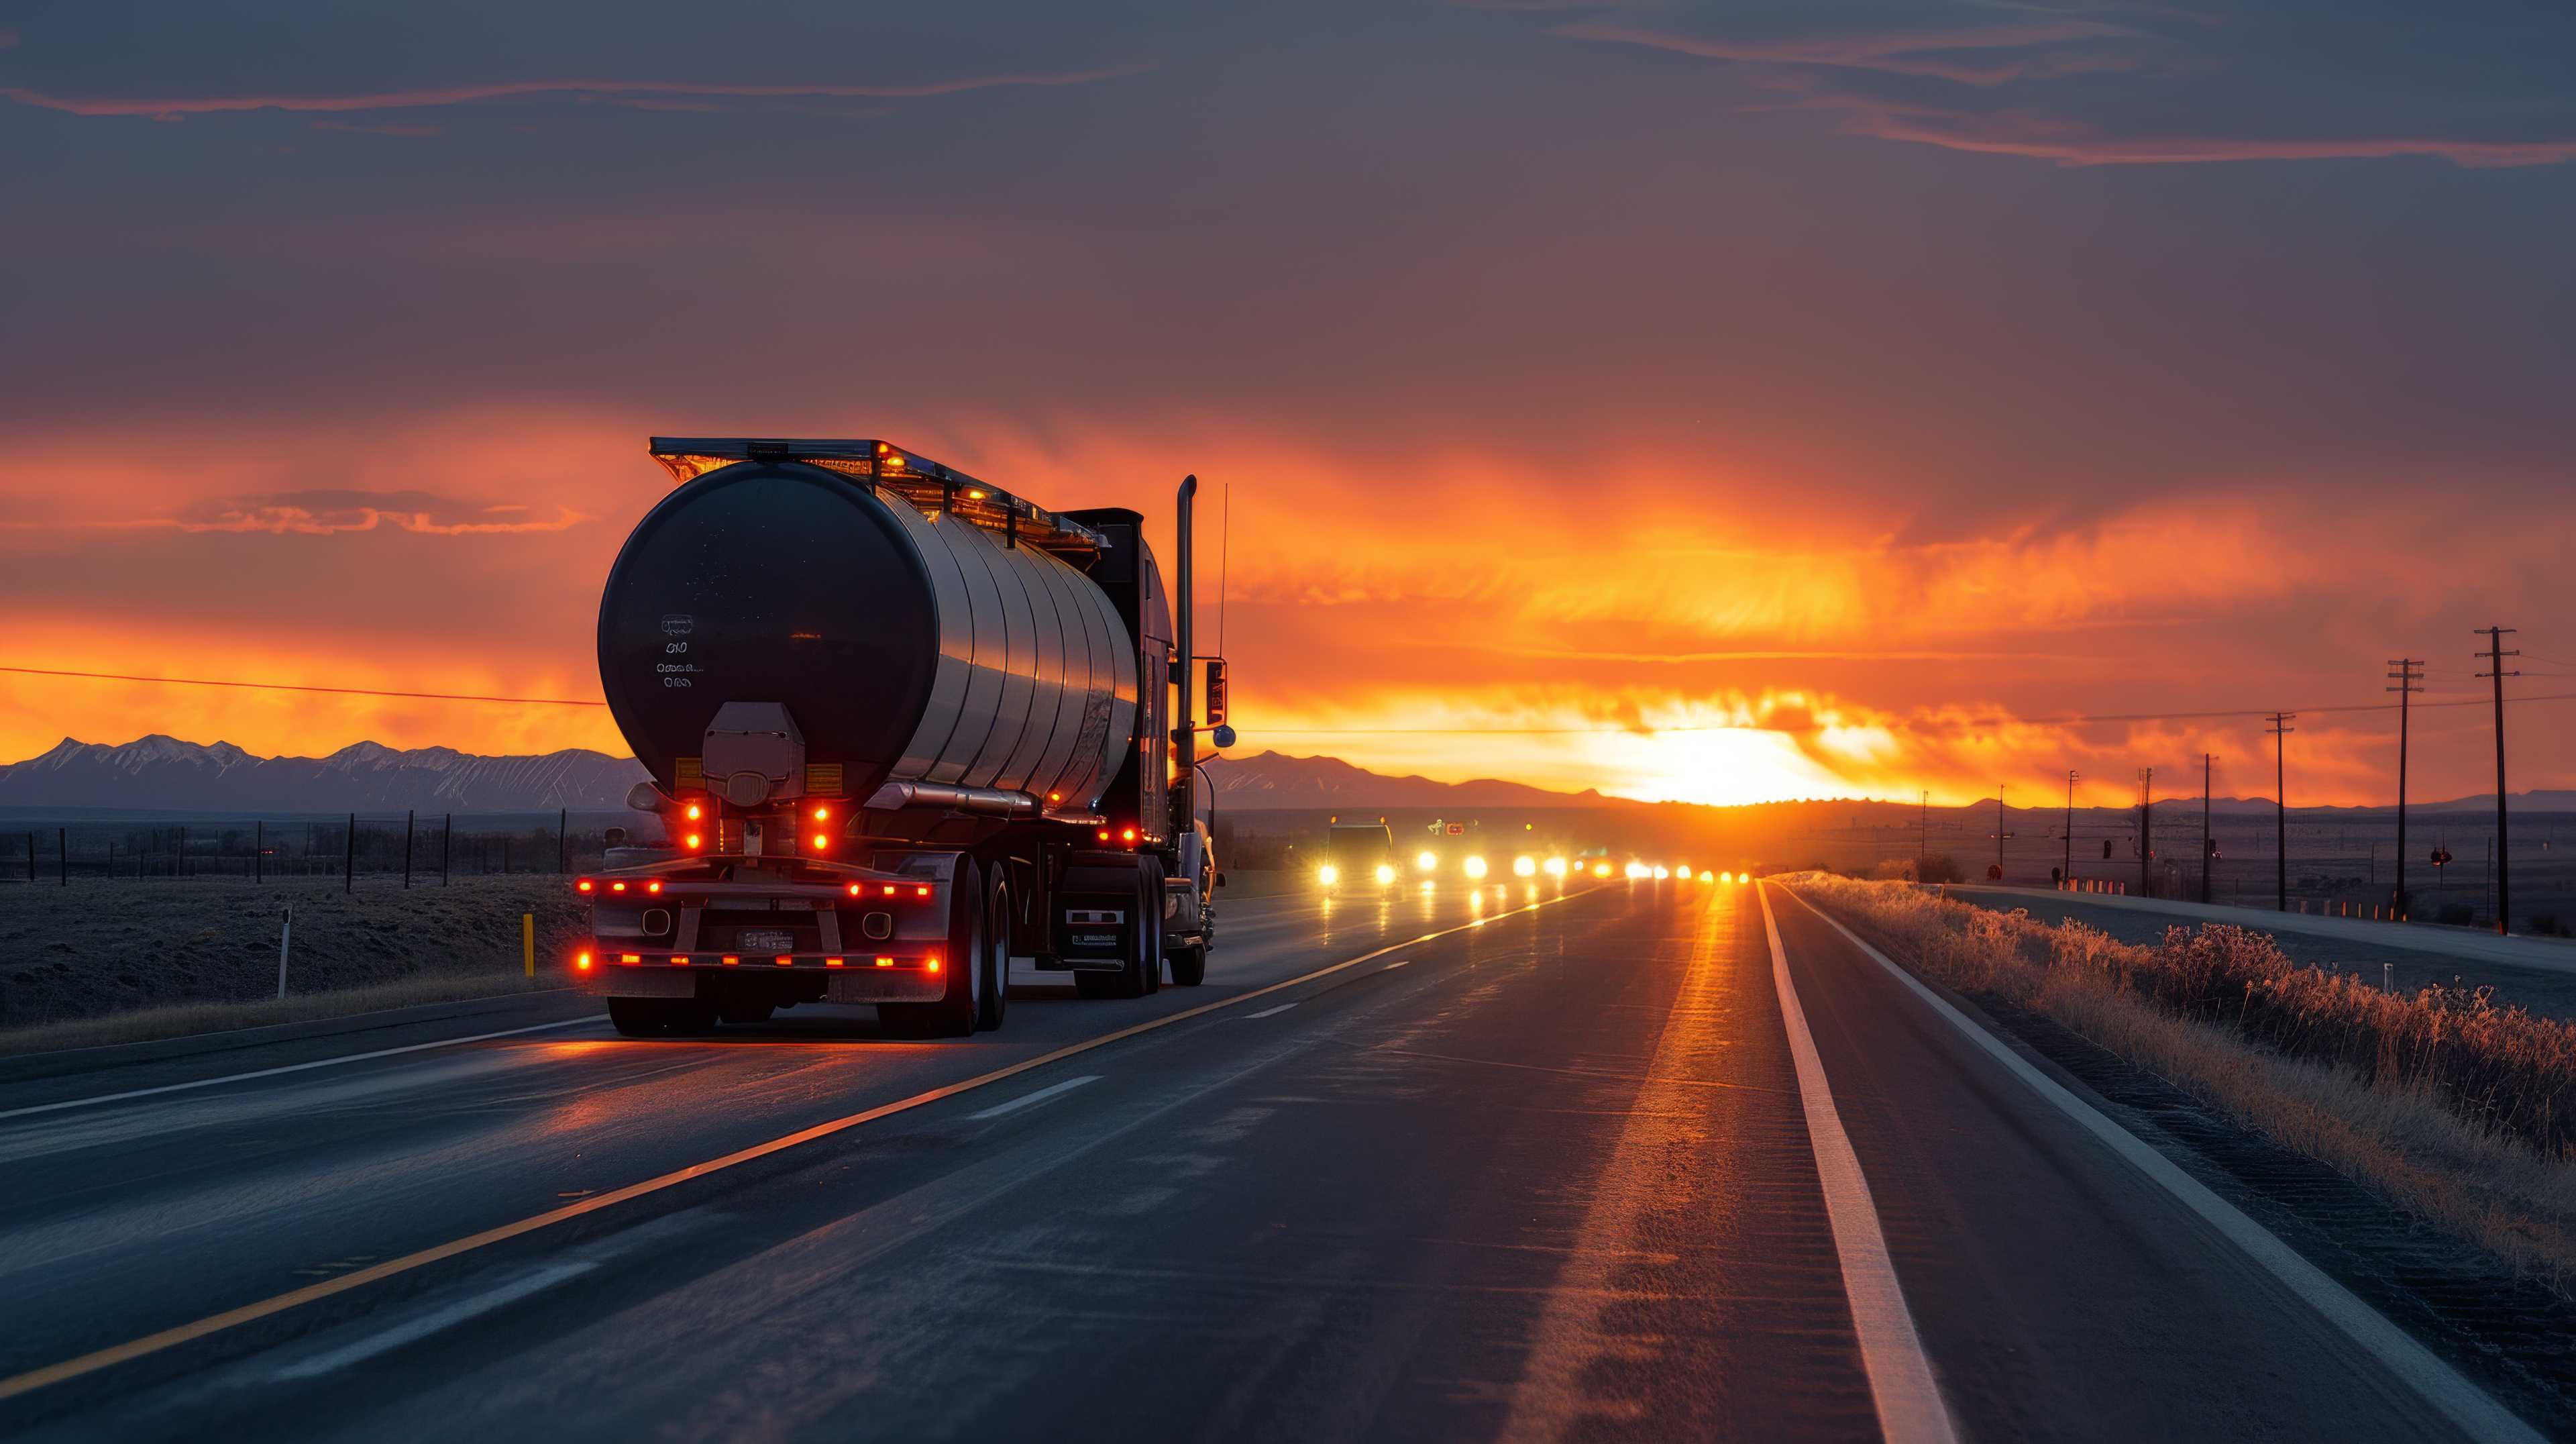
[523,913,535,978]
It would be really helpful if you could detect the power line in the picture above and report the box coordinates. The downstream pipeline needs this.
[0,665,606,708]
[1252,690,2576,734]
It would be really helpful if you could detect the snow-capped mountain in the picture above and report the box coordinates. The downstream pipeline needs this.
[0,737,649,813]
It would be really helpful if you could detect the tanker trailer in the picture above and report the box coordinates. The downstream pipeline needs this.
[574,437,1226,1037]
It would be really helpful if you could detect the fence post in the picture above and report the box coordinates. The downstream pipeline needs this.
[523,913,535,978]
[23,831,32,884]
[58,827,68,886]
[403,810,415,890]
[255,820,264,884]
[502,836,511,874]
[178,824,187,879]
[441,813,451,886]
[557,809,567,874]
[344,813,356,893]
[277,905,293,1000]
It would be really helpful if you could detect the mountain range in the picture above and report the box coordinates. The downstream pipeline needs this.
[3,737,2569,817]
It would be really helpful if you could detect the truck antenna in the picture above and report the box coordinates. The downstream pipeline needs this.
[1218,479,1232,656]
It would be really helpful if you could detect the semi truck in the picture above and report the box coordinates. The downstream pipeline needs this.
[576,437,1228,1038]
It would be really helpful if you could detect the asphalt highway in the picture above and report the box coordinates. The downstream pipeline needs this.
[0,878,2553,1441]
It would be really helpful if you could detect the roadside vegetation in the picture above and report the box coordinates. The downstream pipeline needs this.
[1790,874,2576,1288]
[0,876,592,1053]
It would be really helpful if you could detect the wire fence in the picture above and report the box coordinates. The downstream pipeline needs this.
[0,810,655,890]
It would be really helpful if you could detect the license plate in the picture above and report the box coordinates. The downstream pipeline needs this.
[739,929,797,951]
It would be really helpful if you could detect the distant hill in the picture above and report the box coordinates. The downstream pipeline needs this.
[1199,750,1613,810]
[0,736,648,813]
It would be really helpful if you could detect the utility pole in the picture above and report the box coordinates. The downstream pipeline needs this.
[2063,770,2078,887]
[1996,784,2007,878]
[2475,627,2518,935]
[2267,713,2295,911]
[2138,767,2154,898]
[2387,658,2422,919]
[1919,789,1928,872]
[2200,753,2212,905]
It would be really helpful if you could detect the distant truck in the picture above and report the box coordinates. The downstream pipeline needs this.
[576,437,1229,1037]
[1318,817,1395,890]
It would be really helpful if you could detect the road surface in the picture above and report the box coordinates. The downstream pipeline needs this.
[0,878,2553,1441]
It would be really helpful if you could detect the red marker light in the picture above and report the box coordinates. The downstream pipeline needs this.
[926,955,942,974]
[610,881,627,892]
[1122,827,1138,844]
[574,951,592,972]
[684,833,703,849]
[671,955,690,966]
[811,833,830,850]
[916,885,930,897]
[619,953,641,965]
[576,879,594,892]
[684,803,703,821]
[882,884,897,896]
[720,955,740,966]
[825,957,845,967]
[1097,829,1110,841]
[646,880,662,894]
[774,955,793,966]
[874,956,894,968]
[848,882,864,896]
[812,806,830,822]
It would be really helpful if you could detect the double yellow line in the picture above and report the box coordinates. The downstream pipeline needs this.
[0,884,1605,1403]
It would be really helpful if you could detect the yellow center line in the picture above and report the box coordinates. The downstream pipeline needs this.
[0,883,1609,1403]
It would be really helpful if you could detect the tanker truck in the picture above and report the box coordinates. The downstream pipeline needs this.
[575,437,1227,1038]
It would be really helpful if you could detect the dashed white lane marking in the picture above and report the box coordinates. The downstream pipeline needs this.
[1383,960,1411,970]
[1778,884,2545,1444]
[0,1018,598,1123]
[964,1075,1101,1121]
[1756,883,1958,1444]
[265,1261,596,1381]
[1242,1003,1299,1019]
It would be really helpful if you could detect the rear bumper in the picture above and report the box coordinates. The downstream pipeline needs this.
[590,962,947,1004]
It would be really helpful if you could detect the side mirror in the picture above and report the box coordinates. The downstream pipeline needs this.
[1210,724,1236,750]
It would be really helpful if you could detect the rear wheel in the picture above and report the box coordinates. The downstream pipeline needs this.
[977,872,1010,1032]
[608,996,672,1037]
[1140,864,1165,994]
[1169,943,1207,987]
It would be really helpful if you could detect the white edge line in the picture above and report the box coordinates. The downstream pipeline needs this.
[964,1074,1100,1121]
[1755,884,1959,1444]
[1776,884,2545,1444]
[265,1261,597,1381]
[0,1017,598,1122]
[1243,1002,1299,1019]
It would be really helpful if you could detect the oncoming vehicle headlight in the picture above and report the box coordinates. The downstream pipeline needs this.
[1375,863,1397,885]
[1544,857,1568,878]
[1318,864,1340,887]
[1511,856,1536,878]
[1416,850,1439,872]
[1463,856,1489,880]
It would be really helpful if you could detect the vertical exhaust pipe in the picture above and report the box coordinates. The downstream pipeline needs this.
[1173,475,1198,840]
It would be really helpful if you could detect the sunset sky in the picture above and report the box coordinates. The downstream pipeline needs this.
[5,1,2573,809]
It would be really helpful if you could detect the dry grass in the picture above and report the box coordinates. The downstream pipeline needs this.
[1791,874,2576,1286]
[0,973,569,1057]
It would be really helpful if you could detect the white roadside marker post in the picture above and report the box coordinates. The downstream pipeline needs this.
[2385,962,2396,993]
[276,906,293,1000]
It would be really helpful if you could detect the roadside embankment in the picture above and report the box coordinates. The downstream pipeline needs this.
[1790,874,2576,1288]
[0,876,592,1053]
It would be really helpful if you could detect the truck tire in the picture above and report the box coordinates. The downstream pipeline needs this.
[1169,943,1207,987]
[608,996,671,1037]
[885,859,981,1038]
[1140,862,1165,994]
[976,872,1010,1032]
